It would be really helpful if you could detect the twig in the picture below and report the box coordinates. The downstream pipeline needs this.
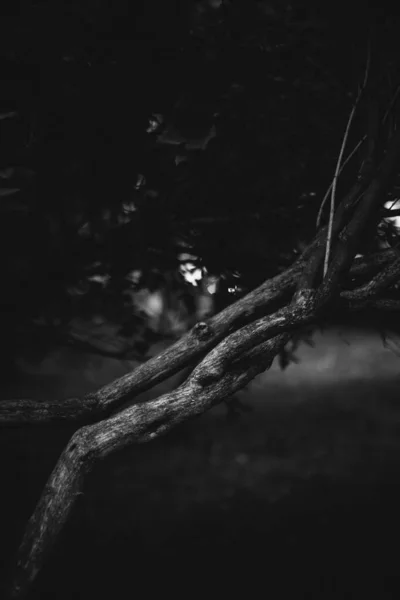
[316,80,400,230]
[323,43,371,277]
[316,136,366,229]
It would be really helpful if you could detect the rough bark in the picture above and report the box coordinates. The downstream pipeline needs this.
[0,250,396,426]
[4,127,400,598]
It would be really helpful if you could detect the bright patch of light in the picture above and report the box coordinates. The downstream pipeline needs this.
[126,270,142,285]
[180,262,203,285]
[123,201,136,213]
[88,274,110,287]
[178,262,218,291]
[135,174,146,190]
[385,199,400,228]
[206,278,218,294]
[146,114,163,134]
[228,285,241,294]
[145,291,164,317]
[179,252,197,262]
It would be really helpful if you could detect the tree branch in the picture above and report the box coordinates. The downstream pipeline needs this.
[7,332,290,599]
[342,255,400,301]
[11,238,400,597]
[0,263,300,425]
[0,251,397,425]
[6,198,400,597]
[381,207,400,218]
[316,126,400,304]
[322,43,371,275]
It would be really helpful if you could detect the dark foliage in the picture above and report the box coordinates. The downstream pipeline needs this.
[1,2,400,365]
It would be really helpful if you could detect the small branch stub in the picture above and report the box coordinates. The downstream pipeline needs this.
[192,321,213,340]
[293,288,315,306]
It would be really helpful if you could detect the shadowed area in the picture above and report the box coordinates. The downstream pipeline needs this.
[2,4,400,598]
[1,328,400,597]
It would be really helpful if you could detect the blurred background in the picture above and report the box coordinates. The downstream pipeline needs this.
[2,313,400,598]
[2,1,400,597]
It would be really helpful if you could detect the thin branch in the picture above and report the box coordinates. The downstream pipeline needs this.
[298,181,367,291]
[316,76,400,231]
[323,45,371,277]
[317,126,400,303]
[316,136,366,229]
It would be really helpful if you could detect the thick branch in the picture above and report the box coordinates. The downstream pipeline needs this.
[350,249,397,277]
[0,250,397,425]
[381,207,400,218]
[317,127,400,304]
[298,181,366,291]
[7,224,400,597]
[7,332,290,599]
[192,290,317,387]
[342,255,400,301]
[0,397,98,425]
[0,263,301,424]
[14,243,400,597]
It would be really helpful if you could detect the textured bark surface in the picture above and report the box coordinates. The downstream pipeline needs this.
[0,251,396,426]
[4,127,400,598]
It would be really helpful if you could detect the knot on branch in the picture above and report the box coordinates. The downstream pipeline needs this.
[195,365,223,387]
[192,321,213,340]
[293,288,315,307]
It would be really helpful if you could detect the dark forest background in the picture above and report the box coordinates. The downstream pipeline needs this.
[3,1,397,371]
[2,2,400,598]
